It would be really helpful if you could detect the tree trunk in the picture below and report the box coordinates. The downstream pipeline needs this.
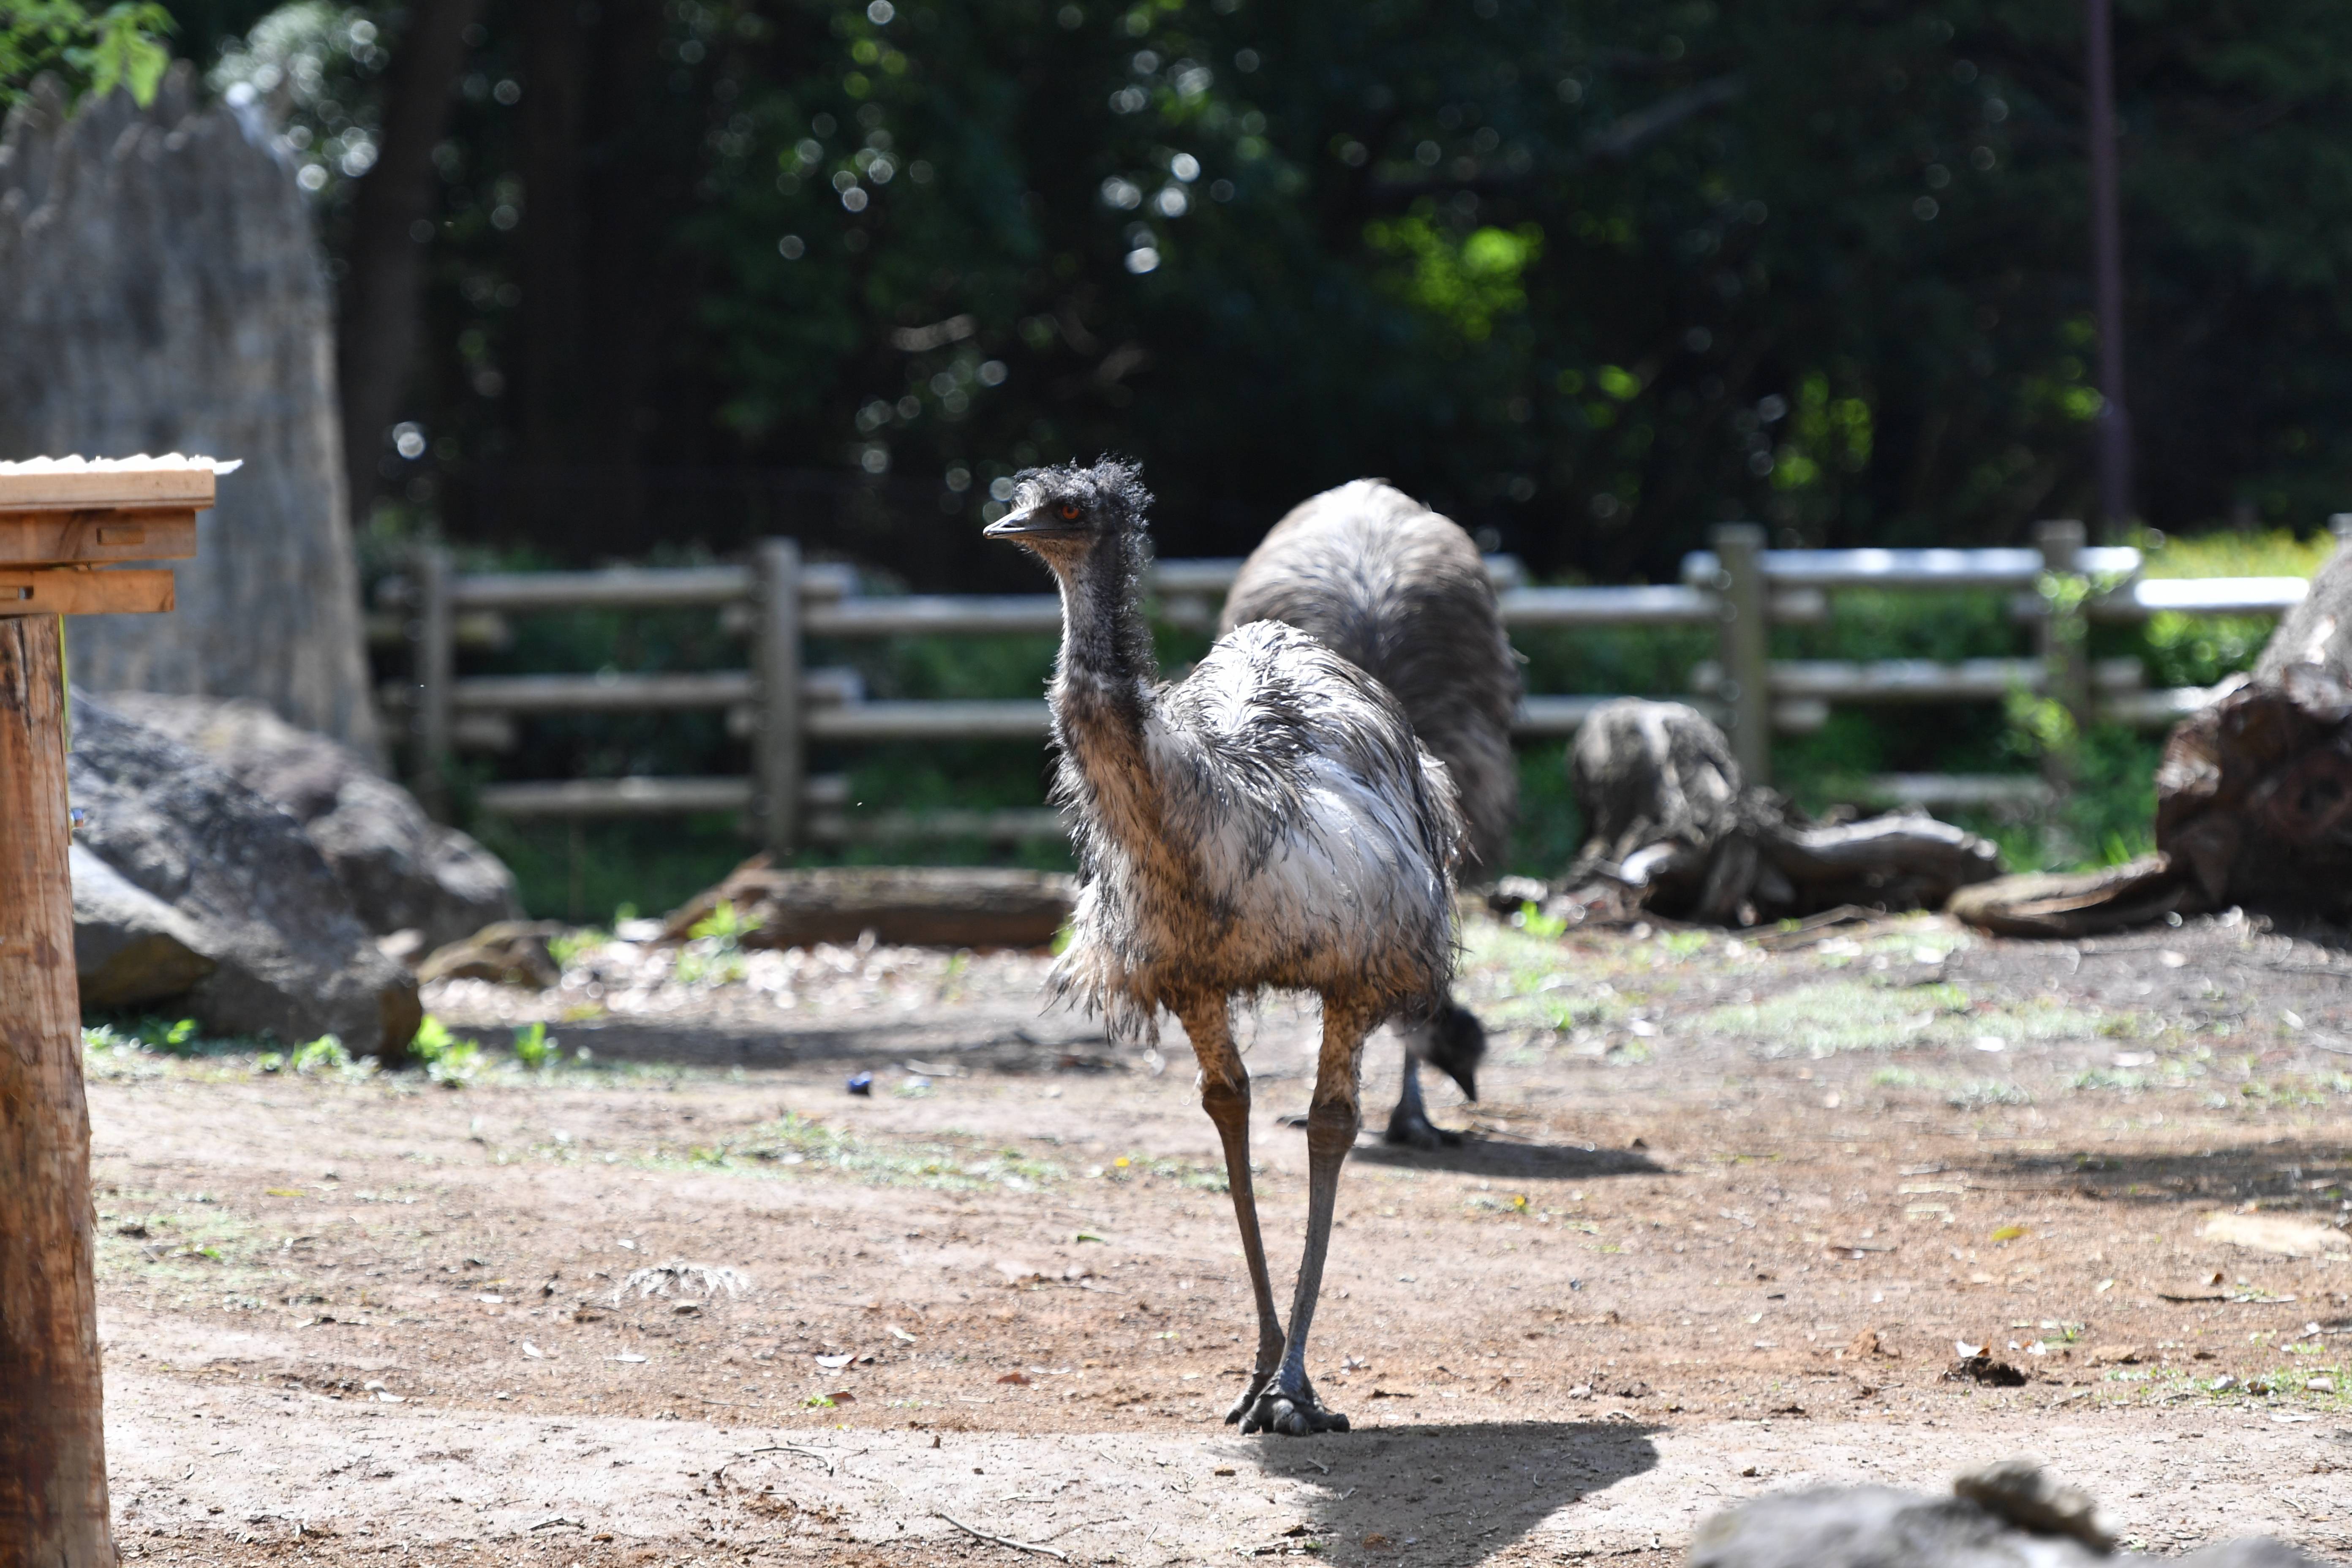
[0,69,381,755]
[0,616,113,1564]
[338,0,488,520]
[1561,698,2001,925]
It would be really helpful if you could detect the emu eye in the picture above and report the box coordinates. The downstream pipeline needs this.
[1058,502,1081,521]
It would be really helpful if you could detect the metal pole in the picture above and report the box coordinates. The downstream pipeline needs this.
[416,544,454,820]
[2087,0,2132,537]
[755,538,804,858]
[1712,524,1772,785]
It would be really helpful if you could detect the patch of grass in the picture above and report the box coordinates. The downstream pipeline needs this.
[1701,980,1973,1059]
[403,1018,479,1085]
[1945,1080,2033,1110]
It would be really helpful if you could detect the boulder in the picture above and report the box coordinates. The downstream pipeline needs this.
[418,920,564,989]
[67,692,420,1056]
[69,844,215,1009]
[100,691,520,951]
[1691,1458,2321,1568]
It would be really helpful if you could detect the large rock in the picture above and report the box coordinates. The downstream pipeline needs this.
[0,66,380,754]
[69,843,215,1008]
[102,691,520,950]
[67,692,419,1056]
[1691,1459,2320,1568]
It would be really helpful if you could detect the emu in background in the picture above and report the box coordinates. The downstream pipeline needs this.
[986,459,1463,1436]
[1222,480,1519,1146]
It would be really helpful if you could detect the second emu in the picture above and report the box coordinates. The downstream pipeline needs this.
[1222,479,1520,1145]
[985,458,1463,1435]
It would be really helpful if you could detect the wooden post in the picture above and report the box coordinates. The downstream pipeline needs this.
[1713,523,1772,786]
[755,538,804,858]
[0,615,113,1565]
[416,543,455,821]
[2036,518,2091,781]
[0,453,211,1568]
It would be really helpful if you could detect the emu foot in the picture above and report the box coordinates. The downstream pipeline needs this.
[1224,1367,1278,1424]
[1239,1379,1350,1436]
[1383,1100,1465,1149]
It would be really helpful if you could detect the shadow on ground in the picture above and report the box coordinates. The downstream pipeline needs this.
[1350,1135,1666,1179]
[1957,1140,2349,1210]
[1217,1419,1660,1568]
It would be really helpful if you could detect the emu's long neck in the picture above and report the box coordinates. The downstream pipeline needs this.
[1049,532,1170,862]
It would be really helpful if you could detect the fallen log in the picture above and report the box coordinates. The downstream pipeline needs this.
[1559,700,2001,926]
[1953,532,2352,937]
[663,858,1076,951]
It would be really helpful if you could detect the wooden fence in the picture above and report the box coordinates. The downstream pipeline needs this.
[385,520,2323,852]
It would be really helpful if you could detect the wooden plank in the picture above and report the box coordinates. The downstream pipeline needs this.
[0,464,215,512]
[0,509,198,566]
[477,776,757,817]
[0,569,175,617]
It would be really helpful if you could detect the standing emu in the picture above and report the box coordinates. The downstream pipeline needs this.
[986,458,1463,1436]
[1222,480,1520,1146]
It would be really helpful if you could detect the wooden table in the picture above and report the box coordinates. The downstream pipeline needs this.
[0,457,216,1565]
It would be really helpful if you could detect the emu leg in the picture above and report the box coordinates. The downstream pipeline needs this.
[1175,995,1287,1422]
[1241,994,1373,1437]
[1382,1027,1460,1149]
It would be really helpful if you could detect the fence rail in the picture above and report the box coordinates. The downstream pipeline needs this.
[391,518,2336,849]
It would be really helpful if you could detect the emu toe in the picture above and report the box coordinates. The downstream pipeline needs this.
[1384,1099,1465,1148]
[1240,1380,1350,1436]
[1225,1367,1278,1424]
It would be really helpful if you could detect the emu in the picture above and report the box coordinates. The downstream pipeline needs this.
[986,458,1463,1436]
[1222,479,1520,1146]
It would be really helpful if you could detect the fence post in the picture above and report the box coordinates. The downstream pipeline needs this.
[755,538,804,859]
[2035,519,2090,771]
[1713,523,1772,785]
[415,544,454,821]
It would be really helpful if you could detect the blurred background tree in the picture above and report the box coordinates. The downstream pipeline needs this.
[142,0,2352,587]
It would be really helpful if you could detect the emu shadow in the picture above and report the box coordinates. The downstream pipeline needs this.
[1349,1136,1665,1180]
[1958,1140,2349,1212]
[1218,1419,1660,1567]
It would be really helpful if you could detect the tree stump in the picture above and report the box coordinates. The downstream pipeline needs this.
[0,617,112,1564]
[1562,699,2001,925]
[1953,534,2352,937]
[2155,534,2352,919]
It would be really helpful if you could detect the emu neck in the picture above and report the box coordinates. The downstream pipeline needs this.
[1048,531,1169,859]
[1052,532,1156,697]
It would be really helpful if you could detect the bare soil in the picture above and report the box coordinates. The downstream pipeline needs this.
[90,908,2352,1566]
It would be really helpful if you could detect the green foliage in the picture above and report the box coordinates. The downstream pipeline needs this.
[3,0,174,107]
[286,1034,354,1075]
[686,898,763,944]
[510,1020,552,1067]
[406,1017,478,1084]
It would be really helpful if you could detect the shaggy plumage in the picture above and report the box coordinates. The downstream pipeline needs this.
[987,457,1463,1437]
[1222,479,1519,1144]
[1221,479,1519,871]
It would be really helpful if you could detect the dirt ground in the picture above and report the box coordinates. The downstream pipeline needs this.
[87,906,2352,1566]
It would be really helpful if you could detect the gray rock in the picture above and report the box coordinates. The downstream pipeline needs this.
[101,691,521,951]
[69,844,215,1009]
[1952,1457,2111,1552]
[1690,1484,2111,1568]
[1690,1464,2330,1568]
[67,692,420,1056]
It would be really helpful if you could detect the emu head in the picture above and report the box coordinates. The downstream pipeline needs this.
[982,456,1151,572]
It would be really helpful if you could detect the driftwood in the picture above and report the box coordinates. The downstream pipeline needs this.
[664,858,1076,950]
[1559,700,2001,926]
[1955,534,2352,937]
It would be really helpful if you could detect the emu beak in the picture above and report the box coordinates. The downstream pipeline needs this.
[984,508,1085,541]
